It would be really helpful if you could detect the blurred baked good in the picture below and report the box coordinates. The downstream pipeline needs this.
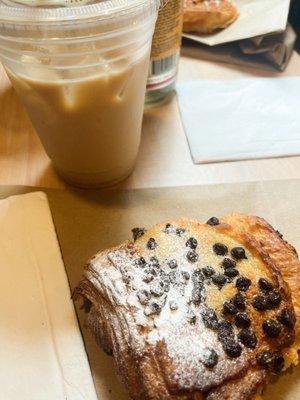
[183,0,238,34]
[75,214,300,400]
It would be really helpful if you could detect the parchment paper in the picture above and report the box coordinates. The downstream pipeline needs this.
[183,0,290,46]
[0,192,97,400]
[0,180,299,399]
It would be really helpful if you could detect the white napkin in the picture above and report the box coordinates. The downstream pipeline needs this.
[177,77,300,163]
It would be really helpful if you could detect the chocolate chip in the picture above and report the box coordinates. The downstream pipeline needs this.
[176,227,186,236]
[187,250,199,263]
[236,276,252,291]
[192,268,204,282]
[169,301,178,311]
[137,290,150,305]
[252,294,268,311]
[223,301,238,316]
[258,278,274,292]
[218,319,234,333]
[132,227,145,241]
[224,268,239,278]
[181,271,190,280]
[231,247,247,260]
[186,237,198,250]
[257,351,285,373]
[147,238,158,250]
[235,312,251,328]
[202,308,219,330]
[187,309,197,324]
[150,256,160,268]
[144,301,162,316]
[201,348,219,368]
[159,269,167,279]
[164,223,174,234]
[122,272,132,284]
[135,257,147,267]
[144,267,158,277]
[142,273,154,283]
[222,258,236,270]
[212,274,227,288]
[218,320,234,343]
[191,269,204,302]
[150,281,165,297]
[159,272,170,293]
[273,353,285,373]
[206,217,220,226]
[168,271,179,285]
[262,319,281,338]
[168,259,178,269]
[277,308,296,328]
[191,286,204,305]
[232,293,246,310]
[257,351,274,369]
[238,329,257,349]
[213,243,228,256]
[202,266,215,278]
[266,290,282,309]
[222,339,242,358]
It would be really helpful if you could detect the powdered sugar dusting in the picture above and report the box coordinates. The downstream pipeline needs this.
[85,224,255,392]
[77,217,297,399]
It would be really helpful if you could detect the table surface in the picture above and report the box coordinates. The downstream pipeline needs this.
[1,46,300,190]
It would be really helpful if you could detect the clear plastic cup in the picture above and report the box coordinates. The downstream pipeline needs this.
[0,0,159,188]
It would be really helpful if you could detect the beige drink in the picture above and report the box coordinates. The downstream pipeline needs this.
[0,0,159,188]
[8,54,149,187]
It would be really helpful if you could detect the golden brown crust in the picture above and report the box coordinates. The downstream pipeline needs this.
[221,214,300,351]
[206,367,268,400]
[183,0,238,34]
[75,214,300,400]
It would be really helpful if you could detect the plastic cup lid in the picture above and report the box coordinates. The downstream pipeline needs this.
[0,0,161,22]
[2,0,94,6]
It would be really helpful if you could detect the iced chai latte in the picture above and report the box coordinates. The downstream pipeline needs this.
[0,0,158,187]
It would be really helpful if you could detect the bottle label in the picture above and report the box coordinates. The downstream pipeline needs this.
[147,0,183,91]
[150,0,183,61]
[149,53,178,76]
[147,52,179,91]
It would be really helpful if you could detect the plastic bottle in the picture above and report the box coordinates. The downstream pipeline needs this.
[145,0,183,104]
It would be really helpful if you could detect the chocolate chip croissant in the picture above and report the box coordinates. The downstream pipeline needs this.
[75,214,300,400]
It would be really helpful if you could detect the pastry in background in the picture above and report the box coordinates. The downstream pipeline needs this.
[75,214,300,400]
[183,0,238,34]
